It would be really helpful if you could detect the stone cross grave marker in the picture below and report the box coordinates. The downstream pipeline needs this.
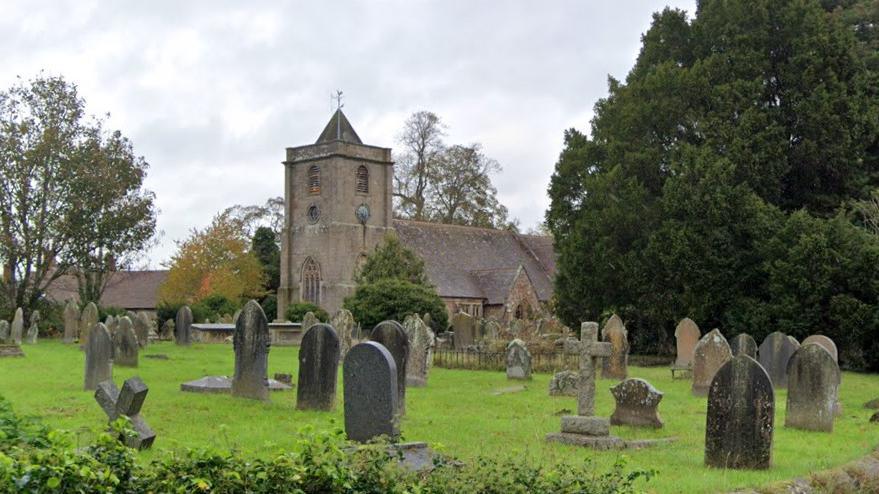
[175,305,193,346]
[63,300,80,344]
[730,333,757,359]
[84,323,113,391]
[370,320,409,416]
[231,300,271,400]
[343,341,399,442]
[94,376,156,449]
[297,323,340,411]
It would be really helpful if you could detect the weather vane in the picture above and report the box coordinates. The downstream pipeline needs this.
[334,90,344,111]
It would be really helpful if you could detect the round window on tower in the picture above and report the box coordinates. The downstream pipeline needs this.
[307,203,321,224]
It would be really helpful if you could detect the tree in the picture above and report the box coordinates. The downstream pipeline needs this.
[0,75,157,315]
[344,278,448,331]
[393,111,445,221]
[357,233,430,286]
[251,226,280,293]
[224,197,284,241]
[159,212,265,305]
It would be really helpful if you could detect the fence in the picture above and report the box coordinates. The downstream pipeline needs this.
[432,349,579,373]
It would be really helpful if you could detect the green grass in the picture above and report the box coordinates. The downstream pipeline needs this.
[1,340,878,493]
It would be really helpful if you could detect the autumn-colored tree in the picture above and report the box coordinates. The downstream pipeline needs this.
[159,212,265,305]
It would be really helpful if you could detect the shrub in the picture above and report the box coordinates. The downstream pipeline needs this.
[260,294,278,322]
[98,306,128,321]
[192,293,240,323]
[344,279,448,331]
[286,303,328,323]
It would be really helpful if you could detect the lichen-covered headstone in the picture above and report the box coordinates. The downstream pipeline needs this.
[483,319,502,340]
[105,315,117,336]
[0,321,8,342]
[705,355,774,470]
[80,302,99,348]
[232,309,241,325]
[451,311,475,349]
[134,312,151,348]
[370,320,409,415]
[84,323,113,391]
[160,319,174,340]
[610,378,664,428]
[301,311,318,332]
[403,314,434,387]
[24,310,39,344]
[785,344,840,432]
[549,370,579,396]
[802,335,838,363]
[114,317,139,368]
[674,318,700,368]
[601,314,629,380]
[231,300,271,400]
[63,301,80,344]
[730,333,757,359]
[758,332,800,389]
[296,323,340,411]
[692,329,732,396]
[343,341,399,442]
[94,377,156,449]
[331,309,355,360]
[175,305,193,346]
[10,308,23,345]
[506,339,532,380]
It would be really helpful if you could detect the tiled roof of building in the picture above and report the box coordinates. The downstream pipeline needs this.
[315,109,363,144]
[45,270,168,310]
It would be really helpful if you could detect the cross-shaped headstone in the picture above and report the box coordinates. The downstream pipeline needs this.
[94,376,156,449]
[578,322,612,417]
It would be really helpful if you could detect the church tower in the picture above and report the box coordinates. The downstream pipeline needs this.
[278,110,395,319]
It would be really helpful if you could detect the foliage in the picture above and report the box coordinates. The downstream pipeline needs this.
[344,278,448,331]
[192,294,240,323]
[356,233,430,286]
[159,211,266,306]
[260,294,277,322]
[155,301,182,330]
[97,306,128,321]
[252,226,280,293]
[285,303,328,323]
[224,197,284,242]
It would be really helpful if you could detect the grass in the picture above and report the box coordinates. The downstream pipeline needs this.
[1,340,878,493]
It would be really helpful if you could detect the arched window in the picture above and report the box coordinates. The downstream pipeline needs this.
[308,166,321,195]
[356,165,369,194]
[301,257,321,305]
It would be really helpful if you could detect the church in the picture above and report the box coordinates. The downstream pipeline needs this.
[277,110,557,324]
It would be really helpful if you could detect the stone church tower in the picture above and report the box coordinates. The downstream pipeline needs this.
[277,110,394,319]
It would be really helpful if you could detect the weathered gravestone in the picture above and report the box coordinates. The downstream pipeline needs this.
[785,343,840,432]
[610,378,664,428]
[24,310,39,344]
[674,318,701,368]
[10,308,23,345]
[301,311,319,332]
[705,355,774,470]
[601,314,629,380]
[483,319,502,340]
[105,315,117,335]
[175,305,193,346]
[802,335,838,363]
[296,323,340,411]
[114,317,139,368]
[84,323,113,391]
[692,329,733,396]
[730,333,757,359]
[63,301,80,343]
[160,319,174,340]
[506,339,532,380]
[403,314,434,387]
[80,302,99,348]
[549,370,579,397]
[509,318,525,336]
[758,332,800,389]
[451,311,475,349]
[231,300,271,400]
[134,312,151,348]
[331,309,355,360]
[232,309,242,325]
[344,341,399,442]
[370,320,409,416]
[94,377,156,449]
[0,321,8,342]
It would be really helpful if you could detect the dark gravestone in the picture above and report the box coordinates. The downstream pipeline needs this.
[370,320,409,416]
[175,305,193,346]
[231,300,271,400]
[344,341,399,442]
[705,355,774,470]
[84,323,113,391]
[758,332,800,388]
[785,344,840,432]
[297,323,340,411]
[114,317,139,367]
[610,378,664,428]
[730,333,757,359]
[94,377,156,449]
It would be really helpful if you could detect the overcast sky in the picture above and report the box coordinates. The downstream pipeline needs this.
[0,0,696,268]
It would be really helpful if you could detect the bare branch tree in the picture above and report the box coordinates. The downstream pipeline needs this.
[393,111,445,221]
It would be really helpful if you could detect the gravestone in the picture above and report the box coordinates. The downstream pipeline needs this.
[80,302,99,348]
[802,335,838,362]
[730,333,757,359]
[24,310,39,344]
[233,309,242,325]
[134,312,151,348]
[785,344,840,432]
[483,319,502,340]
[160,319,174,340]
[10,308,23,345]
[674,318,701,368]
[331,309,355,360]
[231,300,271,400]
[63,301,80,343]
[705,355,774,470]
[506,339,532,380]
[610,378,664,428]
[180,375,291,393]
[758,332,800,389]
[692,329,733,396]
[549,370,579,396]
[370,320,409,415]
[296,323,340,411]
[451,311,475,349]
[114,317,139,367]
[0,321,8,342]
[94,377,156,449]
[343,341,399,442]
[84,323,113,391]
[403,314,434,387]
[175,305,193,346]
[105,315,117,335]
[301,311,318,332]
[601,314,629,380]
[509,318,525,336]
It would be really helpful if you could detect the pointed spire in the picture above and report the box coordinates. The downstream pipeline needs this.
[315,109,363,144]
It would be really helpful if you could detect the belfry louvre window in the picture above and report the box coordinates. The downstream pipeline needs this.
[301,257,321,305]
[308,166,321,194]
[356,165,369,194]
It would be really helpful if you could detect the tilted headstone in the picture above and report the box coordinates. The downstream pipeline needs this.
[403,314,434,387]
[175,305,193,346]
[63,301,80,343]
[0,321,8,343]
[674,318,701,368]
[296,323,340,411]
[343,341,399,442]
[331,309,355,360]
[601,314,629,380]
[692,329,732,396]
[231,300,271,400]
[610,378,664,428]
[301,311,318,332]
[785,343,840,432]
[758,332,800,389]
[114,317,139,368]
[10,308,23,345]
[549,370,579,397]
[84,323,113,391]
[451,311,475,349]
[94,377,156,449]
[370,320,409,416]
[79,302,99,348]
[505,339,532,380]
[24,311,38,344]
[134,312,151,348]
[802,335,838,363]
[160,319,175,340]
[104,315,117,335]
[705,355,774,470]
[729,333,757,359]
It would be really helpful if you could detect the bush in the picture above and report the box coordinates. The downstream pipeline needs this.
[260,294,278,322]
[344,279,448,331]
[286,302,328,323]
[192,293,240,323]
[98,306,128,321]
[155,301,181,330]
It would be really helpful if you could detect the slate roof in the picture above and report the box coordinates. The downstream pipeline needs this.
[393,220,556,304]
[45,270,168,310]
[315,109,363,144]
